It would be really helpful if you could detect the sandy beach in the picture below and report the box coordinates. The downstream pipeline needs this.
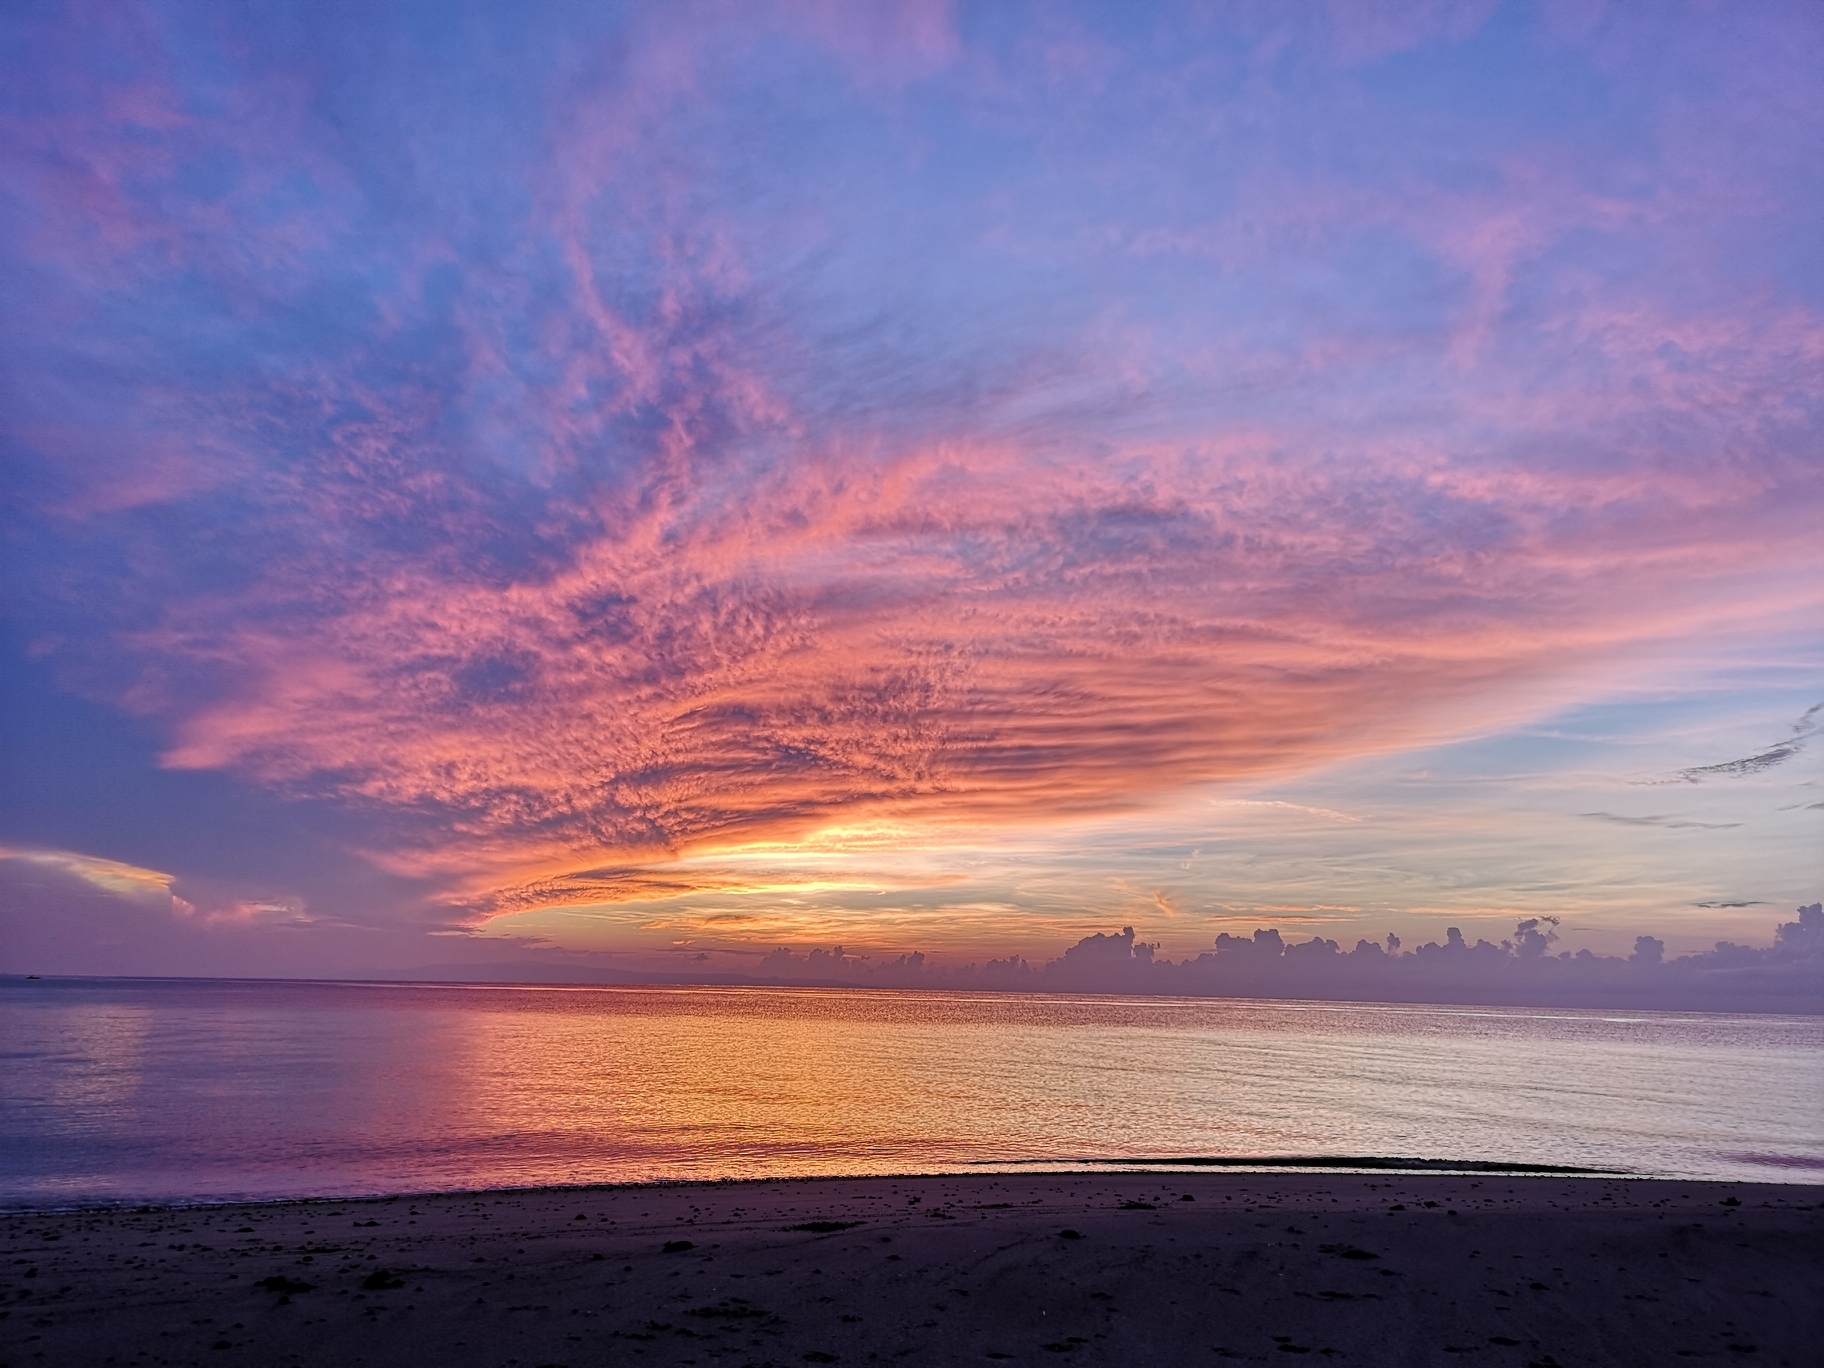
[2,1170,1816,1367]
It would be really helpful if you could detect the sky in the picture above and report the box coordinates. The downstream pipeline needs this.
[1,0,1819,981]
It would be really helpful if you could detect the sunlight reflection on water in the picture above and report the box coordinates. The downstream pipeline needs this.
[2,979,1819,1205]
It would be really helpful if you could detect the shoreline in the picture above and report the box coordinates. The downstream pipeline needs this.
[0,1158,1742,1219]
[4,1171,1816,1366]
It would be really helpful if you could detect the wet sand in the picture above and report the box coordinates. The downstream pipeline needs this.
[2,1172,1816,1367]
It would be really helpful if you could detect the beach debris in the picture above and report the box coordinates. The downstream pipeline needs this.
[1059,1229,1083,1240]
[253,1275,314,1295]
[786,1220,862,1232]
[360,1269,404,1290]
[685,1298,766,1321]
[1318,1244,1378,1261]
[662,1240,694,1253]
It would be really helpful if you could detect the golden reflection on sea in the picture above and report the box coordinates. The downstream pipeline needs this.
[3,980,1820,1204]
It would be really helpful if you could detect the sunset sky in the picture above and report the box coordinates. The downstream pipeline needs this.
[2,0,1818,979]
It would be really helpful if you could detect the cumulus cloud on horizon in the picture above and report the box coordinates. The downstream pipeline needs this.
[694,905,1824,1013]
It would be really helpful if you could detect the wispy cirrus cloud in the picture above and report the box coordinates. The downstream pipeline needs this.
[1579,813,1742,832]
[0,847,182,907]
[1665,703,1821,784]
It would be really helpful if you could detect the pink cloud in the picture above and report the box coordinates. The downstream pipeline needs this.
[135,390,1815,921]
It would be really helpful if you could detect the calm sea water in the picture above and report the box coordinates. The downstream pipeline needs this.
[2,978,1819,1207]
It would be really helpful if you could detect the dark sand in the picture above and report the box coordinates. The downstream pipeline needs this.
[3,1172,1817,1367]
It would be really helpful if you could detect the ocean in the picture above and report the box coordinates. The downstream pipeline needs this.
[2,977,1819,1207]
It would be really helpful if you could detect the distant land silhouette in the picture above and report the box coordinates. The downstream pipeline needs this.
[392,904,1824,1014]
